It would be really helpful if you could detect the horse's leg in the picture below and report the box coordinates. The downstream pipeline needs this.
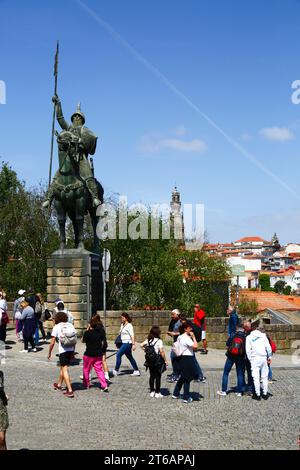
[55,200,66,250]
[75,196,86,250]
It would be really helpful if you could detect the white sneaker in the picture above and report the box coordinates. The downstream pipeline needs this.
[80,373,92,380]
[217,390,227,396]
[19,349,28,353]
[236,393,242,397]
[111,369,119,377]
[150,391,155,398]
[132,370,140,376]
[155,393,163,398]
[183,397,193,404]
[32,348,37,352]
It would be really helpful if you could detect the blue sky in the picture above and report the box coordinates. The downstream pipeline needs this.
[1,0,300,243]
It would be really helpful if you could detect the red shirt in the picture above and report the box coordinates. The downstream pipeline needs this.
[193,309,206,330]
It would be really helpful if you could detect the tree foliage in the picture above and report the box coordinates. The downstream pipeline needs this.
[274,280,286,294]
[104,213,231,316]
[259,273,272,291]
[0,162,59,297]
[238,298,258,319]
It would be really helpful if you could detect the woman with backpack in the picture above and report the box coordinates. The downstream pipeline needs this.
[217,324,246,397]
[81,315,108,392]
[140,326,168,398]
[34,293,47,343]
[172,321,198,404]
[111,313,140,377]
[48,311,77,398]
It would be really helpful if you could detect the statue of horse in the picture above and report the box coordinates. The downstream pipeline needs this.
[52,132,103,252]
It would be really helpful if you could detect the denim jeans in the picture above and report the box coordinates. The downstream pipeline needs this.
[115,343,138,371]
[268,364,272,380]
[193,355,204,380]
[245,358,254,393]
[173,376,191,400]
[221,356,245,393]
[170,350,180,377]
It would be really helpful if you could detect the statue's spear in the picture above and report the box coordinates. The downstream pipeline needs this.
[48,41,59,188]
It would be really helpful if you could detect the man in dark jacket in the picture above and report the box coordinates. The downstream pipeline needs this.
[217,324,246,396]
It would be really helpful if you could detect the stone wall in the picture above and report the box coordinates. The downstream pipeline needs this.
[6,306,300,354]
[205,318,300,355]
[98,310,171,342]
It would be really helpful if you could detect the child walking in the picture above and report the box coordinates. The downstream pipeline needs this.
[140,326,168,398]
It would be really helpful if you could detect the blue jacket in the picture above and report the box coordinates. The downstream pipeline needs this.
[228,311,239,336]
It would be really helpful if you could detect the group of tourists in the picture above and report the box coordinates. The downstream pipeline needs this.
[0,292,277,450]
[217,307,276,401]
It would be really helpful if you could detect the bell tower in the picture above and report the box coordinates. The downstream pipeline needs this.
[170,186,185,245]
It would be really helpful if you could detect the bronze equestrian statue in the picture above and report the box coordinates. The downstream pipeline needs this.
[43,94,103,252]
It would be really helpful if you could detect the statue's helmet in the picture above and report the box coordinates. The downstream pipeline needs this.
[71,102,85,125]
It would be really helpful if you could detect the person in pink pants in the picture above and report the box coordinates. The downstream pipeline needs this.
[82,315,108,392]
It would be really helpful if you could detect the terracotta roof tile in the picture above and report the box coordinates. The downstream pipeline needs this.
[235,236,268,243]
[240,290,300,312]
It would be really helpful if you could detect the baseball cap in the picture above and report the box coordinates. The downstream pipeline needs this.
[18,289,26,296]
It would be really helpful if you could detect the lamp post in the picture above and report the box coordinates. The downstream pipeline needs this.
[102,249,111,328]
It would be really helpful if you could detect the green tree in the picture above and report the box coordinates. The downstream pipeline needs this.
[274,280,286,294]
[238,298,258,319]
[283,285,292,295]
[103,209,231,316]
[0,162,59,297]
[259,273,272,291]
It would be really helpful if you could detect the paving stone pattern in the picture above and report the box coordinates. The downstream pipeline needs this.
[2,331,300,450]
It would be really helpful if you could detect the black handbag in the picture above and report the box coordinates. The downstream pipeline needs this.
[114,334,122,349]
[114,325,125,349]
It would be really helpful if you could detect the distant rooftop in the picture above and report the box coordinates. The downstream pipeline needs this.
[235,236,269,244]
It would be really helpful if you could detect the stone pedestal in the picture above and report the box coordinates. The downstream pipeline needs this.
[47,249,102,335]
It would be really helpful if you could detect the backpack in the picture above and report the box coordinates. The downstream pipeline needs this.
[171,339,187,357]
[270,338,277,354]
[144,340,160,367]
[228,334,245,356]
[0,310,9,326]
[59,323,77,347]
[44,309,51,321]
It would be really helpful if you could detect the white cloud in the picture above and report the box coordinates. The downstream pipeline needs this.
[138,132,207,154]
[259,127,294,142]
[161,138,207,152]
[171,125,187,137]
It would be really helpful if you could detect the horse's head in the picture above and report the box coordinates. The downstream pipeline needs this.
[57,131,79,177]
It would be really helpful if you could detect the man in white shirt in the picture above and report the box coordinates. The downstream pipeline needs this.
[246,324,272,401]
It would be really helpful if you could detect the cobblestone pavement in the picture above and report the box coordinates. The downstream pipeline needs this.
[1,330,300,450]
